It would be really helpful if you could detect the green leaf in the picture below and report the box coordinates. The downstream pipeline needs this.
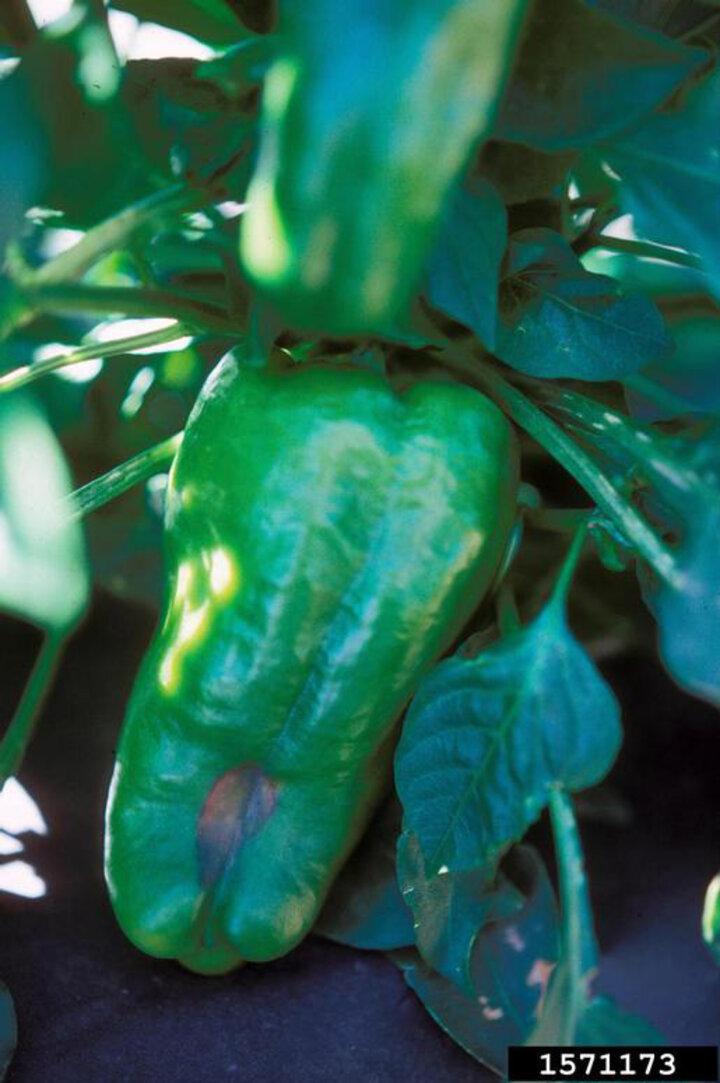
[585,0,705,34]
[625,314,720,421]
[394,846,560,1073]
[0,395,88,630]
[315,797,415,951]
[396,597,621,992]
[604,67,720,298]
[0,981,16,1082]
[396,602,621,885]
[574,996,666,1044]
[0,68,42,251]
[702,873,720,965]
[496,229,673,380]
[495,0,706,150]
[640,426,720,705]
[423,178,507,349]
[479,141,577,207]
[530,791,598,1045]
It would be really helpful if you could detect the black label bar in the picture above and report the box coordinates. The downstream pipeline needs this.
[508,1046,718,1083]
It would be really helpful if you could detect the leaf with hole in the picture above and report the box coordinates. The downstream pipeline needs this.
[496,229,673,380]
[393,846,559,1071]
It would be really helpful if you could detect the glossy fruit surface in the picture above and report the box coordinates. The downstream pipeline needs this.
[105,357,518,973]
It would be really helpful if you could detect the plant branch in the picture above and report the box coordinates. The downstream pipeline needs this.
[68,432,182,520]
[582,233,704,271]
[0,324,190,392]
[18,283,242,334]
[441,347,681,589]
[9,185,198,289]
[0,629,68,785]
[548,788,596,1043]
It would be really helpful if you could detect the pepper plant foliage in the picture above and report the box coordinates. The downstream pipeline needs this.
[1,0,720,1070]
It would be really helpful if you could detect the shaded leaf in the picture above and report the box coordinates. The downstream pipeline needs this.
[0,70,42,252]
[479,141,577,207]
[495,0,706,149]
[316,796,414,951]
[6,21,144,228]
[625,314,720,421]
[586,0,710,35]
[604,67,720,298]
[574,996,666,1044]
[423,178,507,349]
[497,229,673,380]
[640,425,720,704]
[396,600,622,883]
[122,51,261,192]
[0,981,15,1082]
[0,395,88,630]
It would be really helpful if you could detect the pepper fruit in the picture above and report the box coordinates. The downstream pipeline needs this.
[240,0,525,335]
[104,357,518,974]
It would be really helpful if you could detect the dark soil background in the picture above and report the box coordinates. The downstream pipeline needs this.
[0,595,718,1082]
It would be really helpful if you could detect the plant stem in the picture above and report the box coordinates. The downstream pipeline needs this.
[584,233,704,271]
[551,519,590,608]
[68,432,182,520]
[496,582,521,636]
[548,788,596,1043]
[0,630,68,785]
[680,7,720,42]
[0,324,190,392]
[442,347,681,589]
[19,283,242,335]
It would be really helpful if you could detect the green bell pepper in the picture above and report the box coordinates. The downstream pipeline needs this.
[104,357,517,973]
[240,0,524,335]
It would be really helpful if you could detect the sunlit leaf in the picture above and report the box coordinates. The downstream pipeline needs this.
[0,395,88,630]
[604,67,720,299]
[702,872,720,965]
